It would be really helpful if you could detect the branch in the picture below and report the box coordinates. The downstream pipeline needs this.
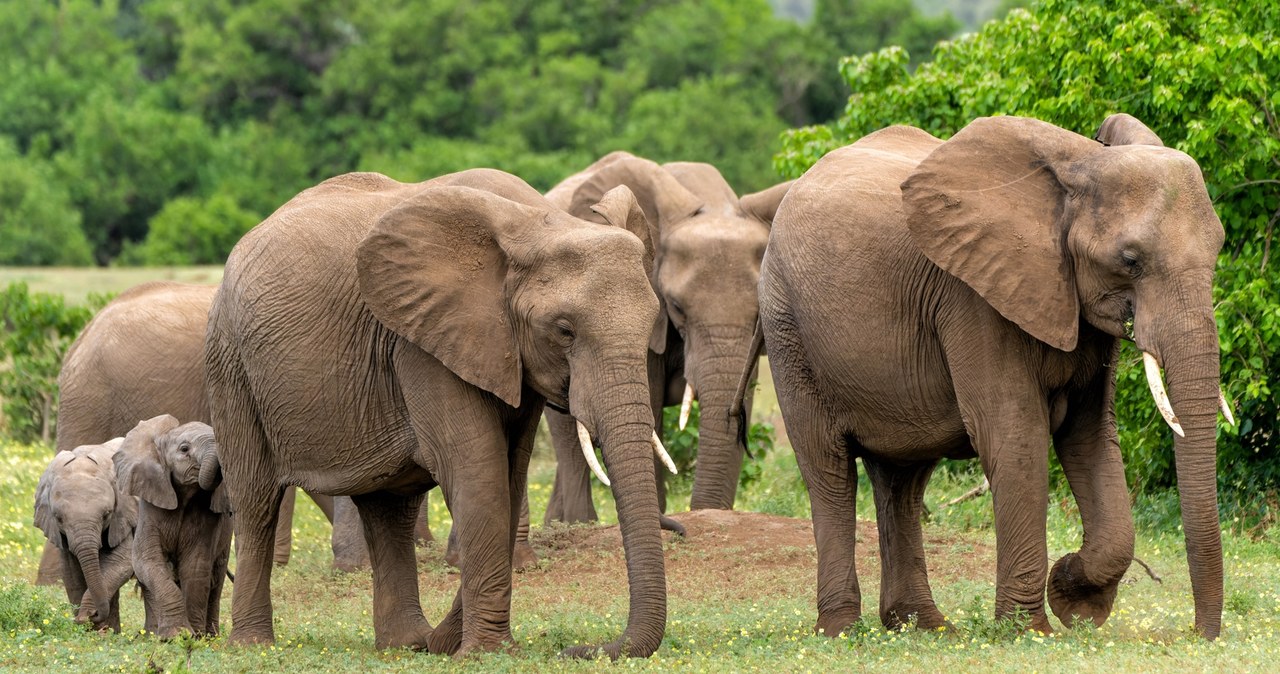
[942,476,989,508]
[1131,556,1163,584]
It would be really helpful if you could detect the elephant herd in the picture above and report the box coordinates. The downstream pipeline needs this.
[32,113,1231,658]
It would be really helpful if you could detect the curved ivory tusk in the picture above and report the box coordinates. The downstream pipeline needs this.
[576,420,610,487]
[652,431,678,475]
[1142,352,1185,438]
[1219,390,1236,426]
[678,384,694,431]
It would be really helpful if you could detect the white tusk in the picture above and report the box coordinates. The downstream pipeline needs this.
[652,431,678,475]
[1143,352,1185,438]
[678,384,694,431]
[1219,389,1236,426]
[576,420,610,487]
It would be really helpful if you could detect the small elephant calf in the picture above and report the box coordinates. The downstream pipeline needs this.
[114,415,232,638]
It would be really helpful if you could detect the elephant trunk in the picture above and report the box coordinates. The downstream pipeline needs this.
[687,329,755,510]
[1149,279,1223,639]
[69,525,110,625]
[575,379,667,658]
[198,443,222,492]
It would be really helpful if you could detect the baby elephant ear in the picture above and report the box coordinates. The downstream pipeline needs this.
[91,439,137,548]
[1094,113,1164,147]
[738,180,796,228]
[901,116,1101,352]
[114,415,181,510]
[33,452,71,546]
[358,185,541,409]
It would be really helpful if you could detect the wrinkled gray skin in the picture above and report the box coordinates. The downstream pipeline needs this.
[543,152,791,517]
[115,415,232,638]
[759,115,1226,639]
[34,438,135,632]
[38,281,380,581]
[205,168,667,657]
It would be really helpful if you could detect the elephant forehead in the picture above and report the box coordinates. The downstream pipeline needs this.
[51,472,115,501]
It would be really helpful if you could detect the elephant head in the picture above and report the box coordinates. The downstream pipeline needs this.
[566,155,792,510]
[34,437,134,625]
[900,115,1226,637]
[114,415,229,513]
[356,174,667,657]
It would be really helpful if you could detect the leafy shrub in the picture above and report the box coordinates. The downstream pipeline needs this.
[0,582,79,638]
[0,283,103,442]
[659,401,775,491]
[118,193,259,266]
[0,139,93,266]
[775,0,1280,495]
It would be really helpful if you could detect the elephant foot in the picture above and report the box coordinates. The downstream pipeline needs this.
[427,606,462,655]
[814,609,860,638]
[155,622,194,640]
[229,625,275,645]
[1047,552,1120,628]
[513,542,538,572]
[880,602,948,631]
[332,545,371,573]
[453,635,517,659]
[374,621,433,651]
[659,515,686,537]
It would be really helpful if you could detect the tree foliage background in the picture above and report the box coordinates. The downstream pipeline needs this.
[777,0,1280,501]
[0,0,955,267]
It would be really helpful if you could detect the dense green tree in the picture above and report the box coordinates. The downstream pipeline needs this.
[0,140,93,266]
[777,0,1280,496]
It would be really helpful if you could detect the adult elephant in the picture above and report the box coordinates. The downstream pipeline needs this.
[37,282,344,586]
[758,115,1228,639]
[542,152,791,520]
[204,168,670,657]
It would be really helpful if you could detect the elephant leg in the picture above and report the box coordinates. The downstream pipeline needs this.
[544,409,598,525]
[777,383,861,637]
[443,526,461,570]
[207,521,232,637]
[305,491,336,524]
[331,496,371,572]
[415,494,434,546]
[59,548,88,608]
[427,589,464,655]
[1048,372,1134,628]
[273,486,297,566]
[36,540,63,586]
[97,543,135,634]
[862,456,946,630]
[351,490,432,650]
[513,493,538,571]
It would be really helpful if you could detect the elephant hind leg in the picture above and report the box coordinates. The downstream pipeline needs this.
[36,540,63,586]
[351,490,432,650]
[272,486,297,566]
[863,456,947,630]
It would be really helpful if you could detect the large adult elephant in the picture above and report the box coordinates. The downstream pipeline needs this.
[37,282,341,586]
[542,152,791,518]
[204,168,670,657]
[758,115,1228,639]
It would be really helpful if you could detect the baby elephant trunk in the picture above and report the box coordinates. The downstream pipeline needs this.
[198,444,222,492]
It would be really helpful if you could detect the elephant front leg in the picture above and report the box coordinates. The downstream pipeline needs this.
[94,543,136,633]
[1048,372,1134,628]
[863,456,947,630]
[351,490,433,650]
[331,496,372,572]
[544,409,599,525]
[135,525,193,638]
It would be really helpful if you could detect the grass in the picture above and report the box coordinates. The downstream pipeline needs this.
[0,266,224,305]
[5,436,1280,673]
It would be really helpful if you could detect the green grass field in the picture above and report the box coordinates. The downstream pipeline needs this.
[0,266,224,305]
[3,268,1279,671]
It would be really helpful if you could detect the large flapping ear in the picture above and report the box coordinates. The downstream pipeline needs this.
[114,415,181,510]
[589,185,669,354]
[901,116,1102,352]
[567,156,703,231]
[358,185,547,408]
[738,180,796,228]
[33,452,71,546]
[1094,113,1164,147]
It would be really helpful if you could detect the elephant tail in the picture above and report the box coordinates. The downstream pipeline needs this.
[227,569,235,583]
[730,317,765,453]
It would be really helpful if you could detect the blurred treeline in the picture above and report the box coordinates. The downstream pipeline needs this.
[0,0,960,267]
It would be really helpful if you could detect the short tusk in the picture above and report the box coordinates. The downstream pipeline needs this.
[1219,389,1235,426]
[678,384,694,431]
[652,431,678,475]
[576,420,610,487]
[1142,352,1184,438]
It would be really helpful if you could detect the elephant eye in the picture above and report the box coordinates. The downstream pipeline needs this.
[179,443,190,453]
[554,320,575,342]
[1120,250,1142,276]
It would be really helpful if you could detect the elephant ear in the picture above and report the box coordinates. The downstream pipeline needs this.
[567,156,703,232]
[1094,113,1164,147]
[738,180,796,228]
[588,185,668,354]
[33,452,71,547]
[92,438,136,548]
[901,116,1102,352]
[358,185,546,409]
[114,415,181,510]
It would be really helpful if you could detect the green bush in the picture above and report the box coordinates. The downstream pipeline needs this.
[0,140,93,266]
[660,401,775,491]
[776,0,1280,495]
[0,283,103,442]
[118,193,259,266]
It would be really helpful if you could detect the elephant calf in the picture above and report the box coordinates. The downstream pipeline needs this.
[34,437,137,631]
[115,415,232,638]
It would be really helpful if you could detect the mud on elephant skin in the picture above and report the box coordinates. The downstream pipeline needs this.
[34,437,136,632]
[542,151,792,522]
[759,114,1227,639]
[115,415,232,638]
[205,168,670,657]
